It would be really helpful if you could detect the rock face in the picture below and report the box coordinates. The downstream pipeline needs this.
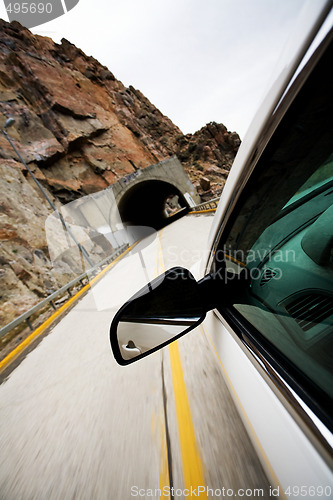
[175,121,241,200]
[0,20,240,328]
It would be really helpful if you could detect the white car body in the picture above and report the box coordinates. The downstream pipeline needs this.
[203,0,333,493]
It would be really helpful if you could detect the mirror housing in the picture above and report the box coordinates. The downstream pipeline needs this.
[110,265,249,365]
[110,267,207,365]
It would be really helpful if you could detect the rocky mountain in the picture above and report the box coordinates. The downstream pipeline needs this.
[0,19,240,330]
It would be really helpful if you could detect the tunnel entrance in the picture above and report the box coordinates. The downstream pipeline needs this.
[117,180,189,230]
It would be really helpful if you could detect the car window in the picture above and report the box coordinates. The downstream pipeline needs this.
[215,35,333,422]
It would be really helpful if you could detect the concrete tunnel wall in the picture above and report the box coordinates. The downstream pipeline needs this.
[58,156,200,250]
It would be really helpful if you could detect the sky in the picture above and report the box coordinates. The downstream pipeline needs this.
[0,0,307,138]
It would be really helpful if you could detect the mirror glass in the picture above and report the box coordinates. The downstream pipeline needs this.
[110,267,205,363]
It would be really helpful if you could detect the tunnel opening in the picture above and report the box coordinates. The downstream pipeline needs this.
[117,180,189,230]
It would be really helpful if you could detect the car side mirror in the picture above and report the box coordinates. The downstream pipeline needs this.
[110,265,249,365]
[110,267,207,365]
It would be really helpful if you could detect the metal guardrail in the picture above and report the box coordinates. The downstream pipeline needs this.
[190,197,220,212]
[0,244,129,339]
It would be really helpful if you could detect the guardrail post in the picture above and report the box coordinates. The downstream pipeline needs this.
[26,318,33,331]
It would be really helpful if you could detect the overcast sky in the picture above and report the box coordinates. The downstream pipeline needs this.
[0,0,306,138]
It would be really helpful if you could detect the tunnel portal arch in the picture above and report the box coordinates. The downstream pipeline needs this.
[111,156,200,230]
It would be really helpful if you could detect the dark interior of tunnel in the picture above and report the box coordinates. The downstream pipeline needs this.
[117,180,189,230]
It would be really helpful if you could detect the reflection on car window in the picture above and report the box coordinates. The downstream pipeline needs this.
[218,38,333,419]
[283,154,333,208]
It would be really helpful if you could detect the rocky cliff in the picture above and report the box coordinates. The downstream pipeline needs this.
[0,20,240,331]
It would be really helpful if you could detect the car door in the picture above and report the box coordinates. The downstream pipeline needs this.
[203,22,333,494]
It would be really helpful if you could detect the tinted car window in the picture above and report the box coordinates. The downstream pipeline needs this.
[216,36,333,421]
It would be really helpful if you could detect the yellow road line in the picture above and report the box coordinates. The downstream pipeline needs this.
[203,326,286,499]
[0,244,137,374]
[156,229,207,497]
[224,253,246,267]
[168,342,208,498]
[188,209,216,214]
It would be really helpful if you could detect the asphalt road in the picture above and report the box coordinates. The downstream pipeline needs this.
[0,214,271,499]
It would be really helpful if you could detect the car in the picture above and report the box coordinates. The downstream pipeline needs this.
[110,2,333,495]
